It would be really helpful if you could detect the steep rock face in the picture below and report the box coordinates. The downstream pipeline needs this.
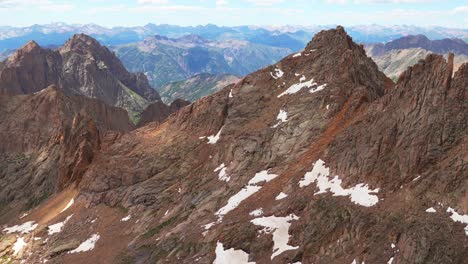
[0,34,161,121]
[137,98,191,127]
[0,85,133,222]
[2,27,466,264]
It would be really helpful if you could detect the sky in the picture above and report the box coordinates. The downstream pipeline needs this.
[0,0,467,28]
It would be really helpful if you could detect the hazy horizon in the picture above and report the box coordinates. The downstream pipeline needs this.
[0,0,467,28]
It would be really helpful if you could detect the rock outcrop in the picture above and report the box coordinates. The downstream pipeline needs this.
[0,85,133,223]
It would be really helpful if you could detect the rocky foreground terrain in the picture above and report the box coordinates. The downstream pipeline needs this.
[0,27,466,264]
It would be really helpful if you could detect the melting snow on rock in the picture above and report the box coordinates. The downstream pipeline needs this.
[69,234,100,253]
[270,68,284,79]
[48,214,73,235]
[272,109,288,128]
[214,241,255,264]
[60,198,74,213]
[3,221,38,234]
[215,170,277,220]
[214,163,230,182]
[446,207,468,235]
[13,237,27,255]
[207,126,224,144]
[278,78,327,97]
[275,192,288,200]
[299,159,380,207]
[121,215,131,222]
[249,208,263,217]
[251,214,299,259]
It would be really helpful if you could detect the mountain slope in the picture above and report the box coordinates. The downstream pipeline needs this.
[0,34,161,122]
[112,35,291,87]
[0,27,466,264]
[158,73,240,103]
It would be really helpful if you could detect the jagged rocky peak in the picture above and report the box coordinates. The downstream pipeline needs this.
[61,33,105,53]
[307,26,365,54]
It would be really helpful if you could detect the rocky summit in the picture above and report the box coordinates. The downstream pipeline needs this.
[0,26,466,264]
[0,34,161,122]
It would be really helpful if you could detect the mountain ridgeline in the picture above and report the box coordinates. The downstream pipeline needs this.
[0,34,161,122]
[0,27,466,264]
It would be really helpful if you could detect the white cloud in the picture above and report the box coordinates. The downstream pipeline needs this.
[245,0,284,6]
[216,0,228,6]
[327,0,437,3]
[137,0,169,4]
[453,6,468,14]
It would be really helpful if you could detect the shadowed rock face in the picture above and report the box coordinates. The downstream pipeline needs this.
[137,98,191,127]
[0,34,161,121]
[1,27,466,264]
[0,85,133,220]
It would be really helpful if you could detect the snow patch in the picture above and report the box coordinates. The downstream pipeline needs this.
[272,110,288,128]
[229,89,233,98]
[48,215,73,235]
[13,237,27,255]
[69,234,100,253]
[19,213,28,219]
[214,163,230,182]
[270,68,284,79]
[207,126,224,144]
[3,221,38,234]
[215,169,277,220]
[425,207,436,213]
[310,83,327,94]
[299,75,306,82]
[299,159,380,207]
[251,214,299,259]
[278,78,327,97]
[121,215,131,222]
[248,170,278,185]
[215,185,262,219]
[249,208,263,217]
[214,241,255,264]
[275,192,288,200]
[446,207,468,235]
[60,198,74,213]
[388,257,394,264]
[292,52,302,58]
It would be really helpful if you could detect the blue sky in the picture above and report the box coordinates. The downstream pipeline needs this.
[0,0,467,28]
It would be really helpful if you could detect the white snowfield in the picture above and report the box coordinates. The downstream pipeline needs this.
[251,214,299,259]
[214,163,230,182]
[207,126,224,144]
[69,233,100,253]
[299,159,380,207]
[214,242,255,264]
[3,221,38,234]
[13,237,27,255]
[48,214,73,235]
[121,215,131,222]
[270,68,284,79]
[215,170,277,220]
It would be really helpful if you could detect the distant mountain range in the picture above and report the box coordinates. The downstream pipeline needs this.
[366,35,468,80]
[0,23,467,53]
[112,35,288,88]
